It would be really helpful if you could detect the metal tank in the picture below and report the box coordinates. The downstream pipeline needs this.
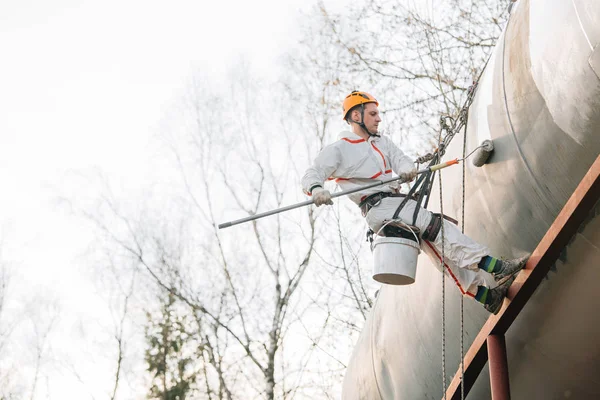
[342,0,600,398]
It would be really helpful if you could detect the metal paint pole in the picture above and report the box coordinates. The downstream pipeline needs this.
[218,160,460,229]
[487,335,511,400]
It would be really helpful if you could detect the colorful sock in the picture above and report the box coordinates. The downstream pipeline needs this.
[475,286,489,305]
[478,256,503,274]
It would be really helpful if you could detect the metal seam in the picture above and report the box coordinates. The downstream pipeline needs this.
[370,293,385,400]
[571,0,594,51]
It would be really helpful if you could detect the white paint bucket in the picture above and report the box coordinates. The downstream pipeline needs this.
[371,236,420,285]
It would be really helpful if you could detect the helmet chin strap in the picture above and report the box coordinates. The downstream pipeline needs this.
[352,104,379,137]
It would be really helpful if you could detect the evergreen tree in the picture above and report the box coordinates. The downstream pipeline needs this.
[145,292,197,400]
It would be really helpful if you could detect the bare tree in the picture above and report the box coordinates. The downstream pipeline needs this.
[313,0,509,151]
[266,17,388,396]
[166,65,323,399]
[0,241,20,400]
[282,0,510,304]
[266,4,510,395]
[25,297,59,400]
[109,263,137,400]
[0,240,54,400]
[77,64,328,399]
[66,3,513,399]
[0,244,11,356]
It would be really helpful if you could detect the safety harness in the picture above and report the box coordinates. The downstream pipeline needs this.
[363,79,481,247]
[363,154,446,245]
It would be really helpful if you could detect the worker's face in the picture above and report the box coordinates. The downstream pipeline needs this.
[353,102,382,133]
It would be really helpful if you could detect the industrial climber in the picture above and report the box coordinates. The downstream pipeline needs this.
[301,90,528,314]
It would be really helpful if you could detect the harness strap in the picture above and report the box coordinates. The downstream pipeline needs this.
[422,213,443,241]
[422,213,459,242]
[382,224,420,244]
[392,167,434,222]
[359,192,406,217]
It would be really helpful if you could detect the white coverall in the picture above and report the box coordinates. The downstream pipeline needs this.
[302,130,491,295]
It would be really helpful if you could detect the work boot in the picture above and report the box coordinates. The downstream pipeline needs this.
[493,255,529,282]
[484,275,516,315]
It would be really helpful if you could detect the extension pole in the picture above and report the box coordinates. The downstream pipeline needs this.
[218,159,459,229]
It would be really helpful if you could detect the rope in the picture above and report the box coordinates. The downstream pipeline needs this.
[460,106,469,400]
[407,35,495,399]
[435,63,479,400]
[460,2,476,398]
[438,135,447,399]
[415,152,436,164]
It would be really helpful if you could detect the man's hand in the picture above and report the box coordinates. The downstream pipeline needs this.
[312,187,333,206]
[400,169,418,182]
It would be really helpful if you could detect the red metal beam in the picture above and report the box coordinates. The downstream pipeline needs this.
[444,154,600,400]
[488,335,510,399]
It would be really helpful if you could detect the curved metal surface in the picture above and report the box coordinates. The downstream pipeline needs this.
[342,0,600,398]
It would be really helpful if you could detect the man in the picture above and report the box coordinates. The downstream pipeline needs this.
[301,91,528,314]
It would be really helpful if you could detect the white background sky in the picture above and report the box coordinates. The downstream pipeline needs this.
[0,0,343,398]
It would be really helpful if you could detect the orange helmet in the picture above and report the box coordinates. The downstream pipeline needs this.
[342,91,378,120]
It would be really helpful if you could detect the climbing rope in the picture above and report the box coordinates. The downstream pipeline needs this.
[460,105,469,400]
[392,40,494,399]
[460,0,476,396]
[433,78,478,400]
[389,84,478,399]
[417,8,503,396]
[437,88,473,400]
[439,148,447,399]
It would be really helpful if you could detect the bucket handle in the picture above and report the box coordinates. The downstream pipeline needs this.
[376,219,420,244]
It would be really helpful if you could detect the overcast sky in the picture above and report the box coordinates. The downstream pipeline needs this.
[0,0,315,287]
[0,1,335,398]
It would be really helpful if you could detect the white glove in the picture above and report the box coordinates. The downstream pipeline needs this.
[400,169,417,182]
[312,187,333,207]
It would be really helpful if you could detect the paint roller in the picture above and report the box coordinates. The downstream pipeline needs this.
[471,139,494,167]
